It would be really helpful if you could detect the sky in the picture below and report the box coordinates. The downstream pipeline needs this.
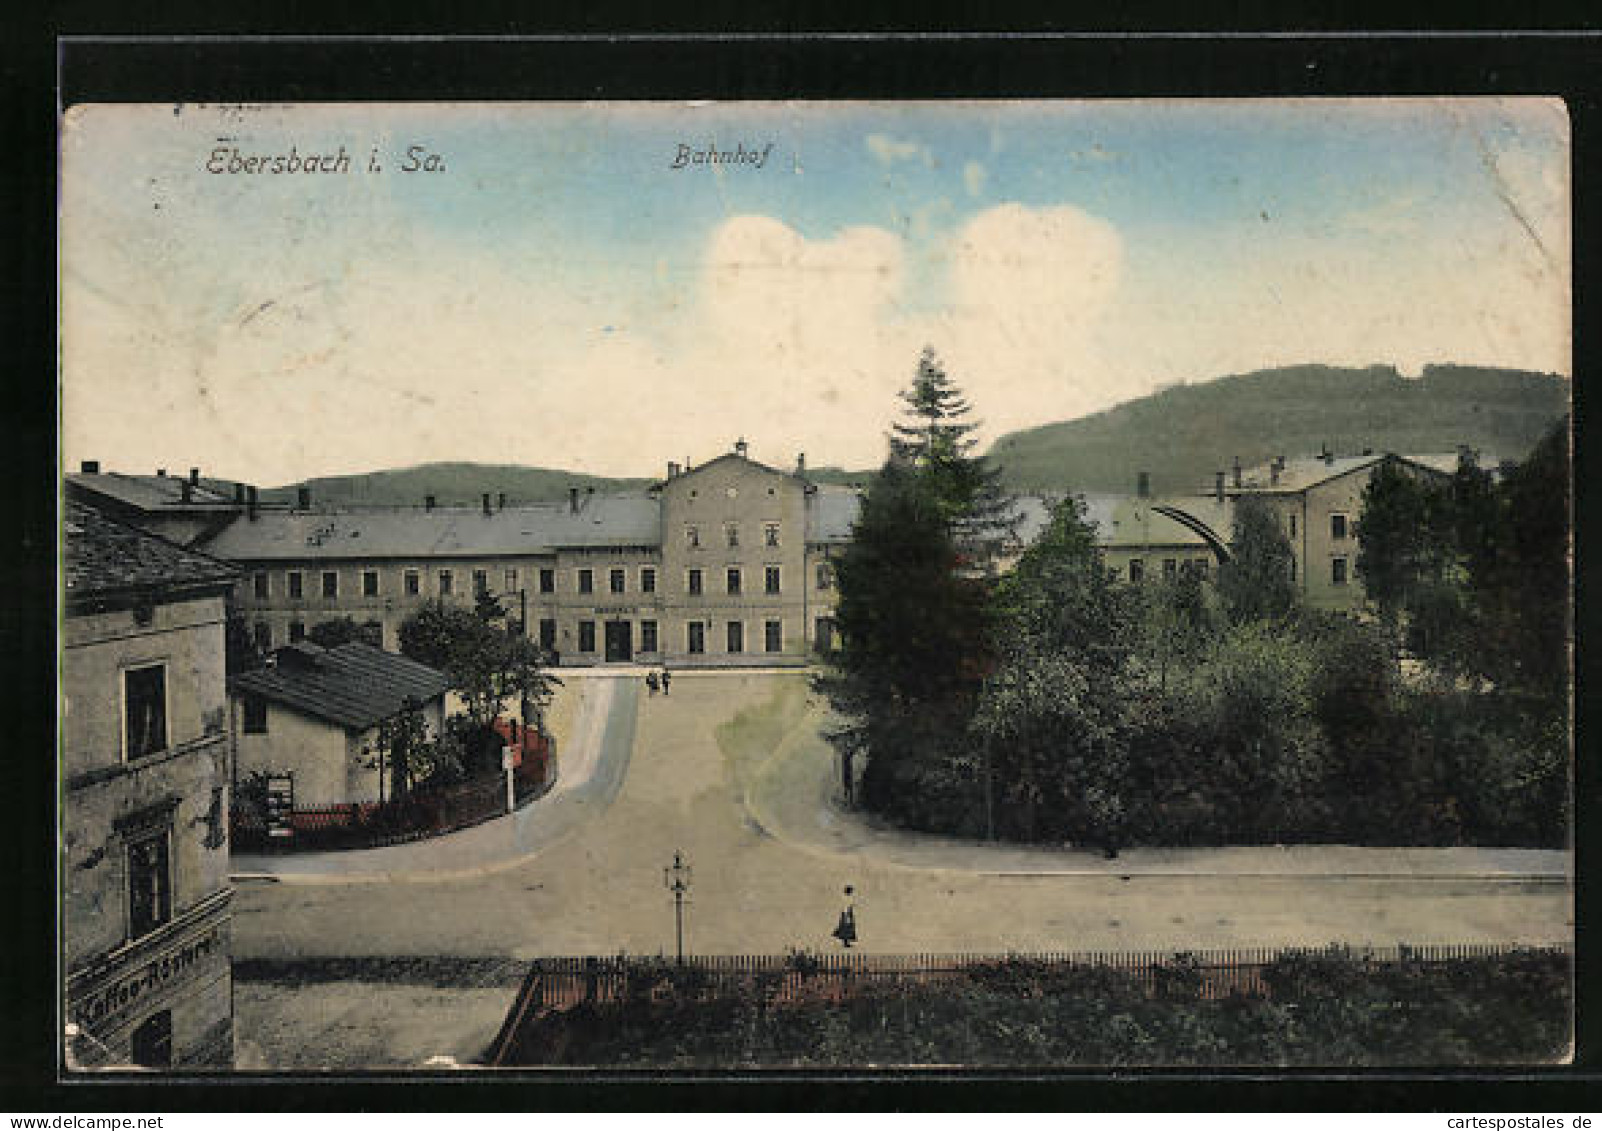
[60,99,1571,484]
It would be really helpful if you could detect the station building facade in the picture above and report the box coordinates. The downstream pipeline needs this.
[199,444,854,668]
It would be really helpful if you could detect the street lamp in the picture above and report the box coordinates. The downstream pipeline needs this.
[663,849,692,963]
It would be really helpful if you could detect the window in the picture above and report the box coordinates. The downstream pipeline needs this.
[685,526,700,549]
[474,569,489,597]
[363,570,379,597]
[253,622,271,651]
[1163,559,1177,581]
[539,568,555,594]
[539,619,557,651]
[1290,557,1297,583]
[641,567,656,594]
[726,568,742,595]
[610,568,626,594]
[321,571,339,599]
[764,523,781,547]
[765,620,782,653]
[640,620,659,653]
[243,694,268,734]
[578,621,596,653]
[725,523,740,548]
[1129,559,1145,583]
[688,622,706,654]
[1193,559,1210,580]
[578,569,594,595]
[1331,513,1349,540]
[815,617,835,652]
[403,570,420,596]
[130,1010,172,1069]
[438,569,454,596]
[727,621,744,653]
[287,571,303,599]
[688,569,703,596]
[505,568,518,591]
[765,566,781,595]
[1332,557,1349,586]
[816,562,833,590]
[253,572,269,600]
[127,827,171,939]
[289,620,306,643]
[124,665,166,760]
[1289,514,1298,539]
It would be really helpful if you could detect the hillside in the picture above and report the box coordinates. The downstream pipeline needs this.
[988,364,1569,495]
[265,364,1568,505]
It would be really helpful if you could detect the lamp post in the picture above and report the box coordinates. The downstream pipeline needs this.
[662,849,692,963]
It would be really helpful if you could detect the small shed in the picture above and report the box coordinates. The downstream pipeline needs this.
[230,642,450,806]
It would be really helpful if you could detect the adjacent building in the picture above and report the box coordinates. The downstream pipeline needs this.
[229,641,451,807]
[62,499,238,1069]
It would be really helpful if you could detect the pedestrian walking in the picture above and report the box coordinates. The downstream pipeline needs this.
[646,671,659,696]
[831,885,858,949]
[660,669,672,696]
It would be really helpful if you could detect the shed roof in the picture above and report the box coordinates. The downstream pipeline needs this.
[230,642,451,731]
[64,498,239,606]
[67,471,238,512]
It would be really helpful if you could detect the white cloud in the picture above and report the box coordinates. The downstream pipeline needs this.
[866,133,930,167]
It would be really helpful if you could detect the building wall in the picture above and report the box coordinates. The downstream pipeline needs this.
[62,595,234,1068]
[540,545,665,665]
[657,457,811,667]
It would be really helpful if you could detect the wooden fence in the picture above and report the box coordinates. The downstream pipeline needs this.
[232,746,554,852]
[486,941,1571,1065]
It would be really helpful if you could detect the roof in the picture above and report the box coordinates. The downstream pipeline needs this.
[67,471,238,513]
[199,495,662,561]
[1231,451,1462,495]
[1098,495,1224,549]
[64,499,239,606]
[230,642,452,731]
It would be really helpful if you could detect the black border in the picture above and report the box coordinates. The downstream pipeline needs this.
[10,21,1599,1112]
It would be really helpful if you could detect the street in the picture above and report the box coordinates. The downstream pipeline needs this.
[231,669,1572,1068]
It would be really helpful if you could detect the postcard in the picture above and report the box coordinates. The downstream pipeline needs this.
[59,98,1573,1073]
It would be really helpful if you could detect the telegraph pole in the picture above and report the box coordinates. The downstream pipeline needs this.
[662,850,692,963]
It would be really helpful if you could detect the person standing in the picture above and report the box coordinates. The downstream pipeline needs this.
[660,669,672,696]
[646,671,659,696]
[832,885,858,949]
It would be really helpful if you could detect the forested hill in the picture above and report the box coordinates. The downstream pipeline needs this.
[987,363,1569,496]
[262,462,654,506]
[267,363,1567,504]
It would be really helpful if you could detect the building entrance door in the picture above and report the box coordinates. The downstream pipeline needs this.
[604,620,633,662]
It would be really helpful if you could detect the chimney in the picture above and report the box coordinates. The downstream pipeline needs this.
[234,482,246,504]
[189,467,200,486]
[156,468,167,478]
[1136,471,1151,499]
[734,437,748,458]
[425,494,436,511]
[1215,470,1225,502]
[498,492,507,511]
[247,485,259,522]
[1270,463,1281,487]
[667,461,680,479]
[569,487,579,514]
[796,452,806,475]
[1232,457,1242,488]
[482,492,492,516]
[80,460,99,474]
[180,481,193,503]
[297,486,312,510]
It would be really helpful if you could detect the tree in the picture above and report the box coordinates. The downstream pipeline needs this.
[889,347,1013,555]
[398,597,559,732]
[1217,497,1299,624]
[819,458,993,828]
[308,616,364,648]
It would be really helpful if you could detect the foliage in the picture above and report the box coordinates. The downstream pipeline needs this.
[501,949,1571,1067]
[1216,496,1299,624]
[398,596,559,730]
[307,616,365,648]
[369,699,465,799]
